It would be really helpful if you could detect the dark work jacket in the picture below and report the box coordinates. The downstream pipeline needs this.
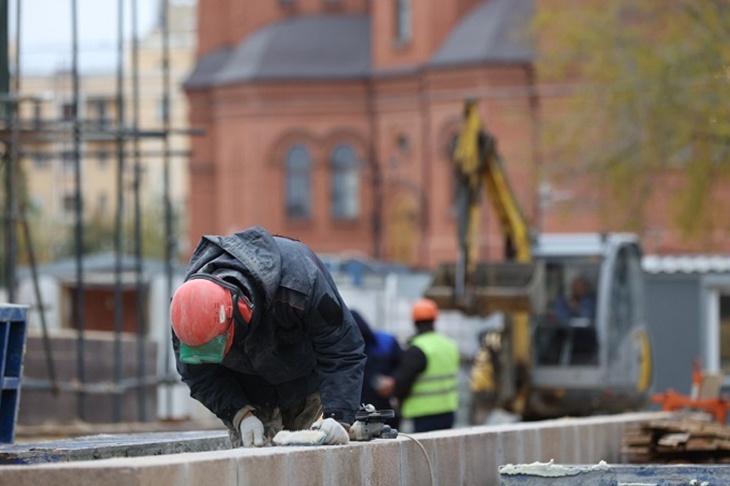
[172,226,366,426]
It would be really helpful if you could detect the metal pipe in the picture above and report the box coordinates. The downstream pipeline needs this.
[161,0,175,419]
[21,233,59,396]
[417,69,432,266]
[0,125,204,141]
[22,375,177,394]
[70,0,86,421]
[3,0,16,303]
[12,0,58,396]
[131,0,147,422]
[365,64,382,261]
[20,149,193,158]
[112,0,126,423]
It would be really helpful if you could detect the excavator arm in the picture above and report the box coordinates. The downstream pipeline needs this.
[453,98,532,275]
[425,99,541,415]
[425,99,541,317]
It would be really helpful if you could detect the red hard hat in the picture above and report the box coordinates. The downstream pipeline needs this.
[170,278,250,355]
[412,298,439,322]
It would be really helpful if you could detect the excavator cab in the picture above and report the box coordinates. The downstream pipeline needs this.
[533,256,602,366]
[526,233,652,417]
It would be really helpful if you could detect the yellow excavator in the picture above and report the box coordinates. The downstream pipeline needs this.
[425,98,653,420]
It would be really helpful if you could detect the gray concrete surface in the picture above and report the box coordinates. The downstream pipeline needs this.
[500,463,730,485]
[0,430,231,465]
[0,412,670,485]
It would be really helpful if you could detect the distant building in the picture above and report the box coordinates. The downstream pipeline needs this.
[16,0,196,259]
[184,0,537,268]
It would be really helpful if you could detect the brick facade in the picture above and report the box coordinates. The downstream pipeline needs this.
[185,0,540,268]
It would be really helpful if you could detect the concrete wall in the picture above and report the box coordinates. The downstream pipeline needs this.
[19,333,157,425]
[0,412,667,485]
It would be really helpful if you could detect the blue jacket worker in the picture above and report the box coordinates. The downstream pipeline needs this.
[170,226,366,447]
[351,309,403,429]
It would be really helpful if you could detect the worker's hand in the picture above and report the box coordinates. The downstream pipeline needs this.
[375,375,395,398]
[312,418,350,445]
[239,412,265,447]
[349,420,368,441]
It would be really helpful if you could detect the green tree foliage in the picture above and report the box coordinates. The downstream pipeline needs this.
[53,213,115,258]
[53,204,171,261]
[533,0,730,248]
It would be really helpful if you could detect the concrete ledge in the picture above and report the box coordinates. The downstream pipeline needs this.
[0,412,669,485]
[0,431,231,464]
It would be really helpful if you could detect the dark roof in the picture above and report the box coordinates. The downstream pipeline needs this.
[185,15,371,88]
[429,0,533,67]
[184,1,533,89]
[184,46,234,89]
[16,252,182,281]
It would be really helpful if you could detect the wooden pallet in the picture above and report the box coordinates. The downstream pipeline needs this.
[622,416,730,464]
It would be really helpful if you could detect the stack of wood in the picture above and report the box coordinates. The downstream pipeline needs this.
[622,416,730,464]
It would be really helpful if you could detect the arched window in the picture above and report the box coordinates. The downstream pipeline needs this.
[330,144,359,220]
[395,0,412,44]
[285,145,311,220]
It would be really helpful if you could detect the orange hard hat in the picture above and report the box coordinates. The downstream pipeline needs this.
[170,277,251,359]
[412,298,439,322]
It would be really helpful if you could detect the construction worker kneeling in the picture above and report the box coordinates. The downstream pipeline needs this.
[170,226,366,447]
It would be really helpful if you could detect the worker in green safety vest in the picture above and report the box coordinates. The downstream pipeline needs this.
[378,298,460,432]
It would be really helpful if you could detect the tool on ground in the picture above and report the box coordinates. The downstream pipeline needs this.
[651,359,729,423]
[273,418,346,446]
[350,404,398,441]
[271,404,398,446]
[272,429,327,446]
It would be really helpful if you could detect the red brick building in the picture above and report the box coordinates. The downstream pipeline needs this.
[184,0,540,268]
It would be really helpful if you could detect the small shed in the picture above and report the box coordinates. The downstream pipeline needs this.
[643,255,730,399]
[13,253,189,424]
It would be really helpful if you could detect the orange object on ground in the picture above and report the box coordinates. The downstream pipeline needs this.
[652,360,729,423]
[651,390,730,423]
[691,358,703,400]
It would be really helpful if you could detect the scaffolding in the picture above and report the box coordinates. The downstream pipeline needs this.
[0,0,196,424]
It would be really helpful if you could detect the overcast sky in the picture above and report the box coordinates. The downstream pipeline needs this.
[10,0,160,75]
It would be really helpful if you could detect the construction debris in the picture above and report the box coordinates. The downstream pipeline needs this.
[622,415,730,464]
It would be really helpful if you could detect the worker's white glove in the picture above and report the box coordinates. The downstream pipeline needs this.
[312,418,350,445]
[239,413,265,447]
